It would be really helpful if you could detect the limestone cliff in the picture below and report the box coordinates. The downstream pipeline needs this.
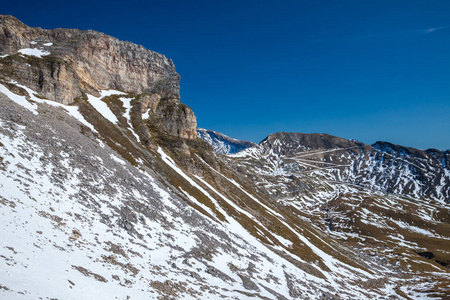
[0,15,196,139]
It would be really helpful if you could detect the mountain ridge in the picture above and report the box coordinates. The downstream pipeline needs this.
[222,130,450,203]
[199,131,449,203]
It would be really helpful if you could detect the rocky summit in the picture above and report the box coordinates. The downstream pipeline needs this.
[0,16,449,299]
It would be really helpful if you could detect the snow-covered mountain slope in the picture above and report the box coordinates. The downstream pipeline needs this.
[234,132,450,203]
[1,16,449,299]
[0,88,391,300]
[197,128,256,155]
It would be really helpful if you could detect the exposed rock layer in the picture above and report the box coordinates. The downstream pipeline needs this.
[0,15,196,139]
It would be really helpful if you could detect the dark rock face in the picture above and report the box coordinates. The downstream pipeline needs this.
[0,15,196,139]
[417,252,435,259]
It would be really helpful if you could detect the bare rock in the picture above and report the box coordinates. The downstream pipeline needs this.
[0,15,180,105]
[0,15,197,140]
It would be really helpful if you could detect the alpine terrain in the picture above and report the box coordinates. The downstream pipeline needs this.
[0,15,449,299]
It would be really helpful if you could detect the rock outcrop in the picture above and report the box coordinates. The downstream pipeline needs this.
[0,15,196,139]
[138,94,197,140]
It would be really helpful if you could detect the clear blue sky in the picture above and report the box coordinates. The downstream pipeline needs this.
[3,0,450,150]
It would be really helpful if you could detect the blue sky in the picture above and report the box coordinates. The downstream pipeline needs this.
[3,0,450,149]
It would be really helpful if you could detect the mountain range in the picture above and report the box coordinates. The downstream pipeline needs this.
[0,15,449,299]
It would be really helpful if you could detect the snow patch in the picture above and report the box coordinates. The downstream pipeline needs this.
[6,81,97,133]
[118,97,140,141]
[142,109,150,120]
[86,90,126,124]
[0,83,38,115]
[18,48,50,58]
[109,154,126,165]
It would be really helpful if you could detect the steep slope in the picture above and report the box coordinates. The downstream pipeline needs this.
[1,94,343,299]
[0,16,449,299]
[197,128,256,155]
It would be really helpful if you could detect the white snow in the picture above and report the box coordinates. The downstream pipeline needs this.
[0,80,448,299]
[196,154,284,219]
[156,147,381,297]
[109,154,126,165]
[0,83,38,115]
[86,90,126,124]
[142,109,150,119]
[178,187,218,221]
[5,81,97,133]
[63,106,98,133]
[43,42,53,46]
[1,127,334,299]
[272,232,293,247]
[18,48,50,58]
[390,219,443,238]
[118,97,140,141]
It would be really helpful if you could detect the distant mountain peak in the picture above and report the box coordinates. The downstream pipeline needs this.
[259,132,364,156]
[197,128,256,155]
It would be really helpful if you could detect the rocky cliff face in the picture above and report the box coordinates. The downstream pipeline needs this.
[0,15,196,139]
